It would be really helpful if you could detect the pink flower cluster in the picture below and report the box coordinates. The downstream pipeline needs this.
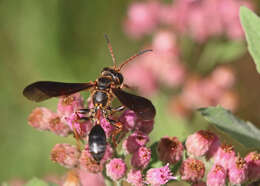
[124,0,254,41]
[155,130,260,185]
[27,92,164,185]
[184,130,260,185]
[171,66,238,117]
[122,0,254,119]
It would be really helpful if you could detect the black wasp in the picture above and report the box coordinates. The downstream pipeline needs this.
[23,35,156,162]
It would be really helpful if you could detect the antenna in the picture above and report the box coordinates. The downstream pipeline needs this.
[119,49,152,70]
[104,34,117,68]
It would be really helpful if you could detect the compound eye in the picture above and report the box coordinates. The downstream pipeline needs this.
[115,72,124,84]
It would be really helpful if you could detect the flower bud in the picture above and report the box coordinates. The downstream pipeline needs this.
[131,146,151,169]
[245,151,260,181]
[50,144,79,169]
[126,169,144,186]
[157,136,183,164]
[228,157,248,184]
[146,164,176,185]
[180,158,205,182]
[206,164,226,186]
[28,107,53,131]
[106,158,127,181]
[185,130,220,158]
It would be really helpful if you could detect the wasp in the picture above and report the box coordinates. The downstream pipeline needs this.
[23,35,156,162]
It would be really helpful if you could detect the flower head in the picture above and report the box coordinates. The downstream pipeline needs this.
[106,158,127,181]
[57,93,84,119]
[131,146,151,169]
[157,136,183,164]
[48,114,70,136]
[28,107,54,131]
[126,169,144,186]
[123,131,149,154]
[146,164,176,186]
[79,149,103,173]
[245,151,260,181]
[50,144,79,169]
[180,158,205,182]
[185,130,220,158]
[206,164,226,186]
[65,113,91,137]
[119,109,138,131]
[228,157,248,184]
[213,143,236,170]
[78,170,105,186]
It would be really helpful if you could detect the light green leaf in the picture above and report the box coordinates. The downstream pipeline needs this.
[240,6,260,74]
[198,40,246,72]
[198,106,260,148]
[25,178,48,186]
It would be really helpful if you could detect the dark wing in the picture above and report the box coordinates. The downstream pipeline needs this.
[112,88,156,120]
[23,81,94,102]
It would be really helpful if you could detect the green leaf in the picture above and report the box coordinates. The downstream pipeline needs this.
[25,178,48,186]
[240,7,260,74]
[198,106,260,148]
[198,40,246,72]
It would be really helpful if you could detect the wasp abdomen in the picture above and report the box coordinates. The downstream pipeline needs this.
[88,125,107,162]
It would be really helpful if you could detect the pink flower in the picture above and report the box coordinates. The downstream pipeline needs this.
[79,144,113,173]
[123,131,149,154]
[65,113,91,137]
[57,93,84,120]
[106,158,127,181]
[28,107,54,131]
[180,158,205,182]
[119,109,137,131]
[79,149,103,173]
[78,170,105,186]
[213,144,236,170]
[146,164,176,186]
[50,144,79,169]
[48,114,70,137]
[228,157,248,184]
[245,151,260,181]
[157,136,183,164]
[185,130,220,158]
[124,2,160,38]
[131,146,151,169]
[211,66,235,90]
[206,164,226,186]
[126,169,144,186]
[152,31,178,55]
[100,117,114,137]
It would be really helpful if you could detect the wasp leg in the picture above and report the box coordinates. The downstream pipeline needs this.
[108,105,125,115]
[77,108,91,115]
[73,112,92,150]
[107,118,124,148]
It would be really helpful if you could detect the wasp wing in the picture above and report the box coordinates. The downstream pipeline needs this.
[112,88,156,120]
[23,81,94,102]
